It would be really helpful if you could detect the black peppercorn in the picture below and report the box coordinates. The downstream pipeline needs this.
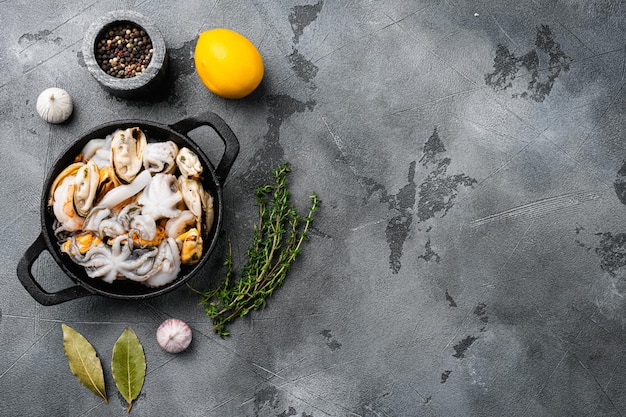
[95,22,153,79]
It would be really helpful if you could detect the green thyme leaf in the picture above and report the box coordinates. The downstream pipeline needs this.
[194,163,320,337]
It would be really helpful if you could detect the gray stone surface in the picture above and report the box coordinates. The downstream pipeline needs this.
[2,0,626,416]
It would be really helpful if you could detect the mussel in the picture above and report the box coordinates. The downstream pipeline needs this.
[176,147,203,179]
[111,127,146,183]
[179,176,204,221]
[73,160,100,217]
[177,228,202,265]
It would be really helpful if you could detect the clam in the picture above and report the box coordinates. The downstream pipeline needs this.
[73,160,100,217]
[176,147,203,179]
[143,141,178,174]
[111,127,147,183]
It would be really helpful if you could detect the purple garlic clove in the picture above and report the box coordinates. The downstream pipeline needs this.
[156,318,192,353]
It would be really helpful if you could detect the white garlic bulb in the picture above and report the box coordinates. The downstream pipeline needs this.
[156,318,193,353]
[36,87,73,124]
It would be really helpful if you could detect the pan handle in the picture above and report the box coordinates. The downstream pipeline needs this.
[170,111,240,184]
[17,234,93,306]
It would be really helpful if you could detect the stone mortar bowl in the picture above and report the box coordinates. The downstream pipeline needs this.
[82,10,168,99]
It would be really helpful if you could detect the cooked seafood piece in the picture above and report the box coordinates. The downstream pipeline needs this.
[73,160,100,217]
[177,228,202,265]
[143,141,178,174]
[48,162,83,206]
[129,214,158,242]
[96,166,121,203]
[52,175,85,233]
[90,136,113,168]
[165,210,197,239]
[137,173,182,220]
[130,223,165,247]
[110,236,161,283]
[82,207,111,233]
[116,203,142,229]
[111,127,147,183]
[203,190,215,235]
[51,125,216,288]
[176,147,203,179]
[67,235,161,283]
[60,232,102,256]
[73,242,119,283]
[144,238,181,287]
[84,204,136,241]
[179,176,204,220]
[96,169,151,209]
[80,138,106,162]
[98,217,128,239]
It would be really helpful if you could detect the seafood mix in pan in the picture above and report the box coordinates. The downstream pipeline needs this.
[48,127,214,288]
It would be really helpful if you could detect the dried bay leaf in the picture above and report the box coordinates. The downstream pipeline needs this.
[61,324,108,403]
[111,327,146,413]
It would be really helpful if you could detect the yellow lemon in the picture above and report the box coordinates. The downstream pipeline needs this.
[194,28,264,99]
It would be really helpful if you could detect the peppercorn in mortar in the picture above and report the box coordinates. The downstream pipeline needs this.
[95,23,153,78]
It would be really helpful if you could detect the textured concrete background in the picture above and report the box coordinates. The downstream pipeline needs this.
[2,0,626,416]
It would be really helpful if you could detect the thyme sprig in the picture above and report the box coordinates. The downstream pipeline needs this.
[196,163,320,337]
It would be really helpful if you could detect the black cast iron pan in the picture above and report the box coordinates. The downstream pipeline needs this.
[17,111,239,305]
